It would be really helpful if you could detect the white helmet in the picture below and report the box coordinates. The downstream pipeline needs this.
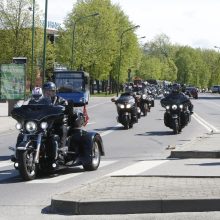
[32,87,43,100]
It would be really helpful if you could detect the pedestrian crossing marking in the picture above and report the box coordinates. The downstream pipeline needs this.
[26,160,117,184]
[27,172,82,184]
[0,160,169,183]
[0,160,13,168]
[107,160,167,176]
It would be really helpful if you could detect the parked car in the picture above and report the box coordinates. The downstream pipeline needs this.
[210,85,220,93]
[185,86,198,99]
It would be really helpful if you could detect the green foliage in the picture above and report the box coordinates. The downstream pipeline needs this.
[55,0,142,83]
[0,0,43,81]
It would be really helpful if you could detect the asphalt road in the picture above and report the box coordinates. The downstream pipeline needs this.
[0,93,220,219]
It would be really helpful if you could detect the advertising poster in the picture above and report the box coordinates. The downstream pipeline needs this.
[0,64,25,100]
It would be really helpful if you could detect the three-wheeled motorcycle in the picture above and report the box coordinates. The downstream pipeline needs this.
[10,98,104,181]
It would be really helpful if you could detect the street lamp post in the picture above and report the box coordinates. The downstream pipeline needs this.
[117,25,140,97]
[30,0,35,91]
[42,0,48,85]
[70,12,99,70]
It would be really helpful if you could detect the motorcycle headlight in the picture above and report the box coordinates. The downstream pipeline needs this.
[15,123,22,130]
[179,104,183,109]
[118,104,125,109]
[25,121,37,133]
[165,105,170,110]
[40,122,48,130]
[126,103,131,108]
[172,105,178,110]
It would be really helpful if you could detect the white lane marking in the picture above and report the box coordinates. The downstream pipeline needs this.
[99,160,117,168]
[27,172,82,184]
[0,160,13,168]
[27,160,117,184]
[88,101,111,109]
[206,101,220,108]
[87,122,96,125]
[107,160,167,176]
[192,112,219,132]
[100,124,121,137]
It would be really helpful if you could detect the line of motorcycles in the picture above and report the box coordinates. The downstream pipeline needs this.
[8,84,191,181]
[111,86,155,129]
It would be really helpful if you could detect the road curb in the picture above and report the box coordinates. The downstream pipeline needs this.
[169,150,220,158]
[50,198,220,215]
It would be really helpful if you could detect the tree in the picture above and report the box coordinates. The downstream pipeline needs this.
[0,0,43,81]
[55,0,141,86]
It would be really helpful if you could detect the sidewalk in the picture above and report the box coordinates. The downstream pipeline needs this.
[50,132,220,215]
[0,102,16,133]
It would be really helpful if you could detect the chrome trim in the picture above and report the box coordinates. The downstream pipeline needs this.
[17,147,27,150]
[34,133,43,163]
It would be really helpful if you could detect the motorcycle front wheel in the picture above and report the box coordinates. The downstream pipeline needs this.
[83,138,101,171]
[173,118,179,135]
[17,149,37,181]
[142,104,148,116]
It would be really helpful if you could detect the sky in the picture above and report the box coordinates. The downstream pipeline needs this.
[38,0,220,49]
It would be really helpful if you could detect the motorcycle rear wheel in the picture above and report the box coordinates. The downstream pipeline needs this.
[17,149,37,181]
[83,138,101,171]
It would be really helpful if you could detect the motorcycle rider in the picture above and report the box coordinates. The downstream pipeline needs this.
[28,86,44,104]
[42,81,69,149]
[42,81,68,106]
[160,83,193,126]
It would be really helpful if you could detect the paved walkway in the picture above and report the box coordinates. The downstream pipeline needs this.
[51,132,220,215]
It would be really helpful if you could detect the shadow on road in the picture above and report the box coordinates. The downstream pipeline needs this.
[186,162,220,166]
[94,126,125,132]
[0,155,11,161]
[136,131,172,136]
[197,95,220,100]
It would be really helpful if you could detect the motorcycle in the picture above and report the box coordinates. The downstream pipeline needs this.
[10,98,104,181]
[134,92,149,117]
[111,94,138,129]
[162,101,191,134]
[146,90,155,110]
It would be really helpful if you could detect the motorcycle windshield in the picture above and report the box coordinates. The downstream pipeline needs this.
[162,95,187,106]
[11,98,64,122]
[117,95,135,104]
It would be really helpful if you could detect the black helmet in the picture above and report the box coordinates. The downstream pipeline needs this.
[172,83,181,93]
[42,81,56,91]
